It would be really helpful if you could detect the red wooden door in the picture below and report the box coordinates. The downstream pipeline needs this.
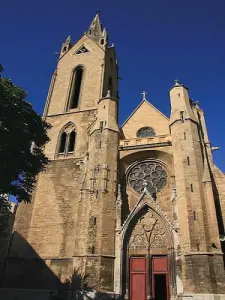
[152,256,170,300]
[130,257,147,300]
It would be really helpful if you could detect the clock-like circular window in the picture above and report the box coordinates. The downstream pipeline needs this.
[127,161,168,194]
[136,127,155,138]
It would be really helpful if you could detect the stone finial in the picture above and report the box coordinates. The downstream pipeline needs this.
[174,79,180,86]
[141,91,147,100]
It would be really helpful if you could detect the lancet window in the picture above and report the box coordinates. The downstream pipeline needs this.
[67,66,83,110]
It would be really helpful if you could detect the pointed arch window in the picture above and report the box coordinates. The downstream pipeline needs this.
[57,124,76,158]
[68,67,83,110]
[68,131,76,152]
[59,132,67,154]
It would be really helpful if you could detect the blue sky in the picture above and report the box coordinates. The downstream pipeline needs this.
[1,0,225,171]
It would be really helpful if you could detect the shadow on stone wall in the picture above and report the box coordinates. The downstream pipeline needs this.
[211,175,225,267]
[0,232,113,300]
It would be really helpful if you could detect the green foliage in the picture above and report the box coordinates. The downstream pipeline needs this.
[0,66,51,202]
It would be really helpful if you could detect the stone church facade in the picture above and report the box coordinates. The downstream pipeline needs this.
[2,13,225,300]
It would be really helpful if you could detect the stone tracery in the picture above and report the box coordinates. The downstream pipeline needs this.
[128,209,168,254]
[127,161,168,194]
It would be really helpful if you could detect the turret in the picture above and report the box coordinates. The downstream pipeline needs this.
[90,90,119,135]
[169,80,197,126]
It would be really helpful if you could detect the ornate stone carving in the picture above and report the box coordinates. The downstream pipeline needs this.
[128,209,167,253]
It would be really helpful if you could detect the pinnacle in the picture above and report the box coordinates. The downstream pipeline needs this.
[64,35,71,45]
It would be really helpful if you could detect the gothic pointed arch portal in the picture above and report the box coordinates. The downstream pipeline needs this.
[122,203,176,300]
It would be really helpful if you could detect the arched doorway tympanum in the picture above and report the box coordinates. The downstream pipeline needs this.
[122,204,176,300]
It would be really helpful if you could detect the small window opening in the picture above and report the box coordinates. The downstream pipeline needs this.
[193,211,196,221]
[100,38,104,45]
[95,165,100,175]
[190,184,194,192]
[197,243,200,251]
[89,30,92,35]
[69,67,83,109]
[93,217,97,226]
[184,132,186,140]
[108,77,113,96]
[76,46,89,54]
[68,131,76,152]
[187,156,190,166]
[180,111,184,123]
[99,141,102,149]
[178,93,180,97]
[105,121,107,125]
[103,105,105,109]
[91,246,95,254]
[100,121,104,133]
[63,46,67,52]
[59,132,67,153]
[96,190,99,199]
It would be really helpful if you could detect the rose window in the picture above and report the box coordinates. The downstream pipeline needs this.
[127,161,168,194]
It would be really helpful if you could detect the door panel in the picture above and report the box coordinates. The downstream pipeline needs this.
[152,256,168,273]
[130,256,146,271]
[130,257,146,300]
[130,273,146,300]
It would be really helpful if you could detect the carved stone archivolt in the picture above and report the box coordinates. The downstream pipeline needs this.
[127,209,168,255]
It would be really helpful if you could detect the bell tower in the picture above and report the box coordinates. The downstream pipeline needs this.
[6,13,119,296]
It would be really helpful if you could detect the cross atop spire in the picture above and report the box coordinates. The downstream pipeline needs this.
[141,91,147,100]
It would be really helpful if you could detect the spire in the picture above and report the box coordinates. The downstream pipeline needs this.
[86,12,107,45]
